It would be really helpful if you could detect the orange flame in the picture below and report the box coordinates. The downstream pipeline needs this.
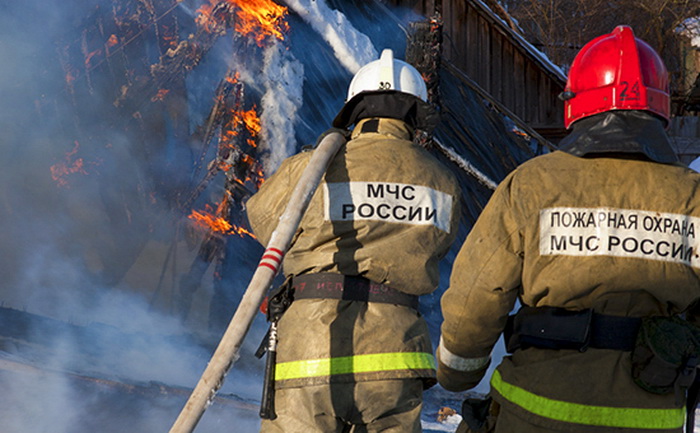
[225,72,240,85]
[50,141,89,188]
[218,161,233,172]
[65,70,76,86]
[254,169,265,187]
[221,105,261,147]
[106,34,119,48]
[240,106,261,136]
[233,0,289,46]
[231,224,256,238]
[195,5,214,31]
[234,154,265,188]
[84,49,102,68]
[151,89,170,102]
[196,0,289,46]
[188,203,256,238]
[159,25,178,47]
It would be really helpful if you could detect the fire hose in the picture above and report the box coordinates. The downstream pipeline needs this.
[168,131,347,433]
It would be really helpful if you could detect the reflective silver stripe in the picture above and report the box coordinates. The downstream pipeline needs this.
[438,336,490,372]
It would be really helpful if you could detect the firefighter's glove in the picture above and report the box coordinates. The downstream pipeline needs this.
[461,397,493,432]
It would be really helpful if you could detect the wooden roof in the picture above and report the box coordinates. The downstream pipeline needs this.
[385,0,568,141]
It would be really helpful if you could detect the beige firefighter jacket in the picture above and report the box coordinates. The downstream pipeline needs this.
[247,117,461,388]
[438,150,700,432]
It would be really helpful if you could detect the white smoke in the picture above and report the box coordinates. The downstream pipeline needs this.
[259,42,305,174]
[256,0,380,172]
[0,0,477,431]
[282,0,378,74]
[0,0,270,431]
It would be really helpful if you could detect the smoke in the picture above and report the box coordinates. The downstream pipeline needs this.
[0,0,470,431]
[283,0,378,74]
[255,0,385,173]
[0,0,270,430]
[259,42,305,173]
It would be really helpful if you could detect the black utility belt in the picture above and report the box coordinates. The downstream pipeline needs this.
[504,306,642,353]
[292,273,420,311]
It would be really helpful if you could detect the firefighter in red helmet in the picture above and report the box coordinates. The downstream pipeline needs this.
[438,26,700,433]
[246,49,461,432]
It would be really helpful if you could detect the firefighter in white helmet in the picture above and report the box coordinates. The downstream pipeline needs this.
[246,48,461,432]
[437,26,700,433]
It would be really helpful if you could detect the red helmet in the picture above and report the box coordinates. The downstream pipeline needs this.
[562,25,670,128]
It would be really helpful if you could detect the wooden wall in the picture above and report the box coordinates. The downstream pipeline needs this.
[385,0,567,140]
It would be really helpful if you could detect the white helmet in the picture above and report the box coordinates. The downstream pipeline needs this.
[346,49,428,102]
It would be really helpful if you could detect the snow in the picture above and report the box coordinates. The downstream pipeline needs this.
[681,17,700,48]
[422,414,463,432]
[473,0,567,82]
[691,156,700,172]
[433,138,498,190]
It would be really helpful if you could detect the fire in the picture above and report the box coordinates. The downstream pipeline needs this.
[233,0,289,45]
[189,205,233,234]
[151,89,170,102]
[84,49,102,68]
[254,169,265,187]
[50,141,89,188]
[65,70,76,86]
[221,105,261,147]
[218,161,233,171]
[225,72,240,85]
[159,25,178,48]
[231,224,256,238]
[196,0,289,46]
[195,4,219,33]
[106,34,119,48]
[236,154,265,188]
[240,106,261,136]
[188,203,256,238]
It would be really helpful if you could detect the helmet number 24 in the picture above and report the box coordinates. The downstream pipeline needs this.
[619,81,640,101]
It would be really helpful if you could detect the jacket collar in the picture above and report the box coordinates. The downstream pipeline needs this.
[559,111,678,164]
[351,118,414,141]
[333,90,439,133]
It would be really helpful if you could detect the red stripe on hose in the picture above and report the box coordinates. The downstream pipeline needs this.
[261,254,281,264]
[266,247,283,256]
[258,262,278,272]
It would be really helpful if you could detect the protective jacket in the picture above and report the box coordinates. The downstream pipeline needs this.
[438,112,700,432]
[247,117,461,389]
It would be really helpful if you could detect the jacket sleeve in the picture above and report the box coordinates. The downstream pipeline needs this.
[245,153,308,246]
[437,173,523,391]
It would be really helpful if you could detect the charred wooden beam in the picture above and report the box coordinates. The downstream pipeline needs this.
[150,2,235,86]
[406,14,443,108]
[182,73,246,211]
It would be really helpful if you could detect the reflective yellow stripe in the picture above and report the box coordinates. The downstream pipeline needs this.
[275,352,436,381]
[491,370,685,429]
